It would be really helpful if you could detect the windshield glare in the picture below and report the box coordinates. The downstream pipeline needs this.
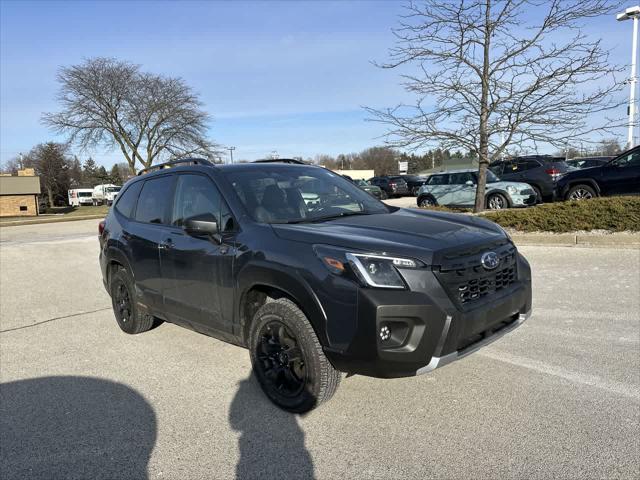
[223,166,389,223]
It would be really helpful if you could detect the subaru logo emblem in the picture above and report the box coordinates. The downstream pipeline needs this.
[481,251,500,270]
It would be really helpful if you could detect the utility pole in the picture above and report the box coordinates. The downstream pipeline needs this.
[618,6,640,148]
[227,146,236,164]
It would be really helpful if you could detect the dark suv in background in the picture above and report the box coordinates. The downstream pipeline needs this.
[398,174,430,196]
[489,155,570,203]
[99,158,532,412]
[369,176,410,197]
[556,146,640,200]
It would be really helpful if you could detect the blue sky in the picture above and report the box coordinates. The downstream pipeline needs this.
[0,0,633,167]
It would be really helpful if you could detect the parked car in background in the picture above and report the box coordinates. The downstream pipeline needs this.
[355,179,386,200]
[555,146,640,200]
[417,169,536,210]
[369,176,409,197]
[398,175,430,196]
[566,156,614,170]
[92,184,121,206]
[489,155,570,203]
[68,188,94,206]
[342,175,387,200]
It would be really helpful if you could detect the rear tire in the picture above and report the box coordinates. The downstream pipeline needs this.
[110,267,154,334]
[566,184,596,201]
[418,195,437,208]
[249,298,341,413]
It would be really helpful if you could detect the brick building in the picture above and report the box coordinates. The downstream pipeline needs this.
[0,169,41,217]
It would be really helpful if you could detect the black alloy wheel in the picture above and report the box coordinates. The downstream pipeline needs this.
[110,267,154,334]
[255,320,306,399]
[114,281,132,326]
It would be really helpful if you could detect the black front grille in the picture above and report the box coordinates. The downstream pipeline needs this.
[434,244,518,308]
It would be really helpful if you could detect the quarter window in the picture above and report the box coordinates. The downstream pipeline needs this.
[135,176,175,224]
[114,181,143,219]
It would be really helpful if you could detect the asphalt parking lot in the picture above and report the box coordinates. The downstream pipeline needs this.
[1,219,639,479]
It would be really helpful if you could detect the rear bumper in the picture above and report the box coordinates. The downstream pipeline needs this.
[323,252,532,378]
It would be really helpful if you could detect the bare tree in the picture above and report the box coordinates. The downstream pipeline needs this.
[43,57,218,174]
[367,0,625,211]
[27,143,71,207]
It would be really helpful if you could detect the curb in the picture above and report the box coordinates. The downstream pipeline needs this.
[511,233,640,248]
[0,215,105,227]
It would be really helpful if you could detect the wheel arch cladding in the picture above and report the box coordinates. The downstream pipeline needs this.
[568,178,601,194]
[237,264,327,347]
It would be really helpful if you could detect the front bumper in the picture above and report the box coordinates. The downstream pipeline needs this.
[510,193,537,207]
[322,252,532,378]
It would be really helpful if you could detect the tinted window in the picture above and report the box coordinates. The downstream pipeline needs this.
[428,174,449,185]
[489,163,504,175]
[172,174,235,232]
[611,150,640,168]
[135,176,174,224]
[449,172,475,185]
[114,181,143,219]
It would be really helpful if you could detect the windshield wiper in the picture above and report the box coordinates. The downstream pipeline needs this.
[308,211,373,223]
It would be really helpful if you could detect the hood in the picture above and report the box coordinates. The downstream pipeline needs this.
[487,181,532,192]
[271,208,506,264]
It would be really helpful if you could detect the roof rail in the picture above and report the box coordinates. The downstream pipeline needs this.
[252,158,307,165]
[137,157,215,176]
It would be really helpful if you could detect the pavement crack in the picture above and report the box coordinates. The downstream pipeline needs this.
[0,307,111,333]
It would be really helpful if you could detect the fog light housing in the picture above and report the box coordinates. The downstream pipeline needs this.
[379,326,391,341]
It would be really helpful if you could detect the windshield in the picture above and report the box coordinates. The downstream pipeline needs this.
[355,180,369,187]
[485,170,500,183]
[78,192,92,197]
[223,166,389,223]
[106,187,121,193]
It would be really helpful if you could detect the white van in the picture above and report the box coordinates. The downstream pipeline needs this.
[68,188,94,206]
[92,184,121,206]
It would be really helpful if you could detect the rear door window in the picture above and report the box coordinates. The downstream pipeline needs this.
[135,176,175,224]
[114,181,143,219]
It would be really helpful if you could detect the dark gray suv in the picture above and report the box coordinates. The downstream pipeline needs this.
[490,156,570,203]
[99,158,532,412]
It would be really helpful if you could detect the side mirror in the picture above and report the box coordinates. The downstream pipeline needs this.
[465,180,475,186]
[184,218,221,243]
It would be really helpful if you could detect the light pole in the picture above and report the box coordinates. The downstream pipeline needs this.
[227,146,236,164]
[618,6,640,148]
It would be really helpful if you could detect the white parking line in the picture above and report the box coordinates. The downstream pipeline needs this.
[479,349,640,400]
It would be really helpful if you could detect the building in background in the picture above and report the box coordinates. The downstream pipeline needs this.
[0,169,41,217]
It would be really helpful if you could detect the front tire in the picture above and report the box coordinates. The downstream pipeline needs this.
[487,192,508,210]
[110,267,154,334]
[380,191,388,200]
[566,184,596,201]
[249,298,341,413]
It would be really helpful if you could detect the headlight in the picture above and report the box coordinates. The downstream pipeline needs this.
[314,246,422,289]
[506,185,517,195]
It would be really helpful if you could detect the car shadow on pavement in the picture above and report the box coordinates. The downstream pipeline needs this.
[0,376,156,480]
[229,374,315,480]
